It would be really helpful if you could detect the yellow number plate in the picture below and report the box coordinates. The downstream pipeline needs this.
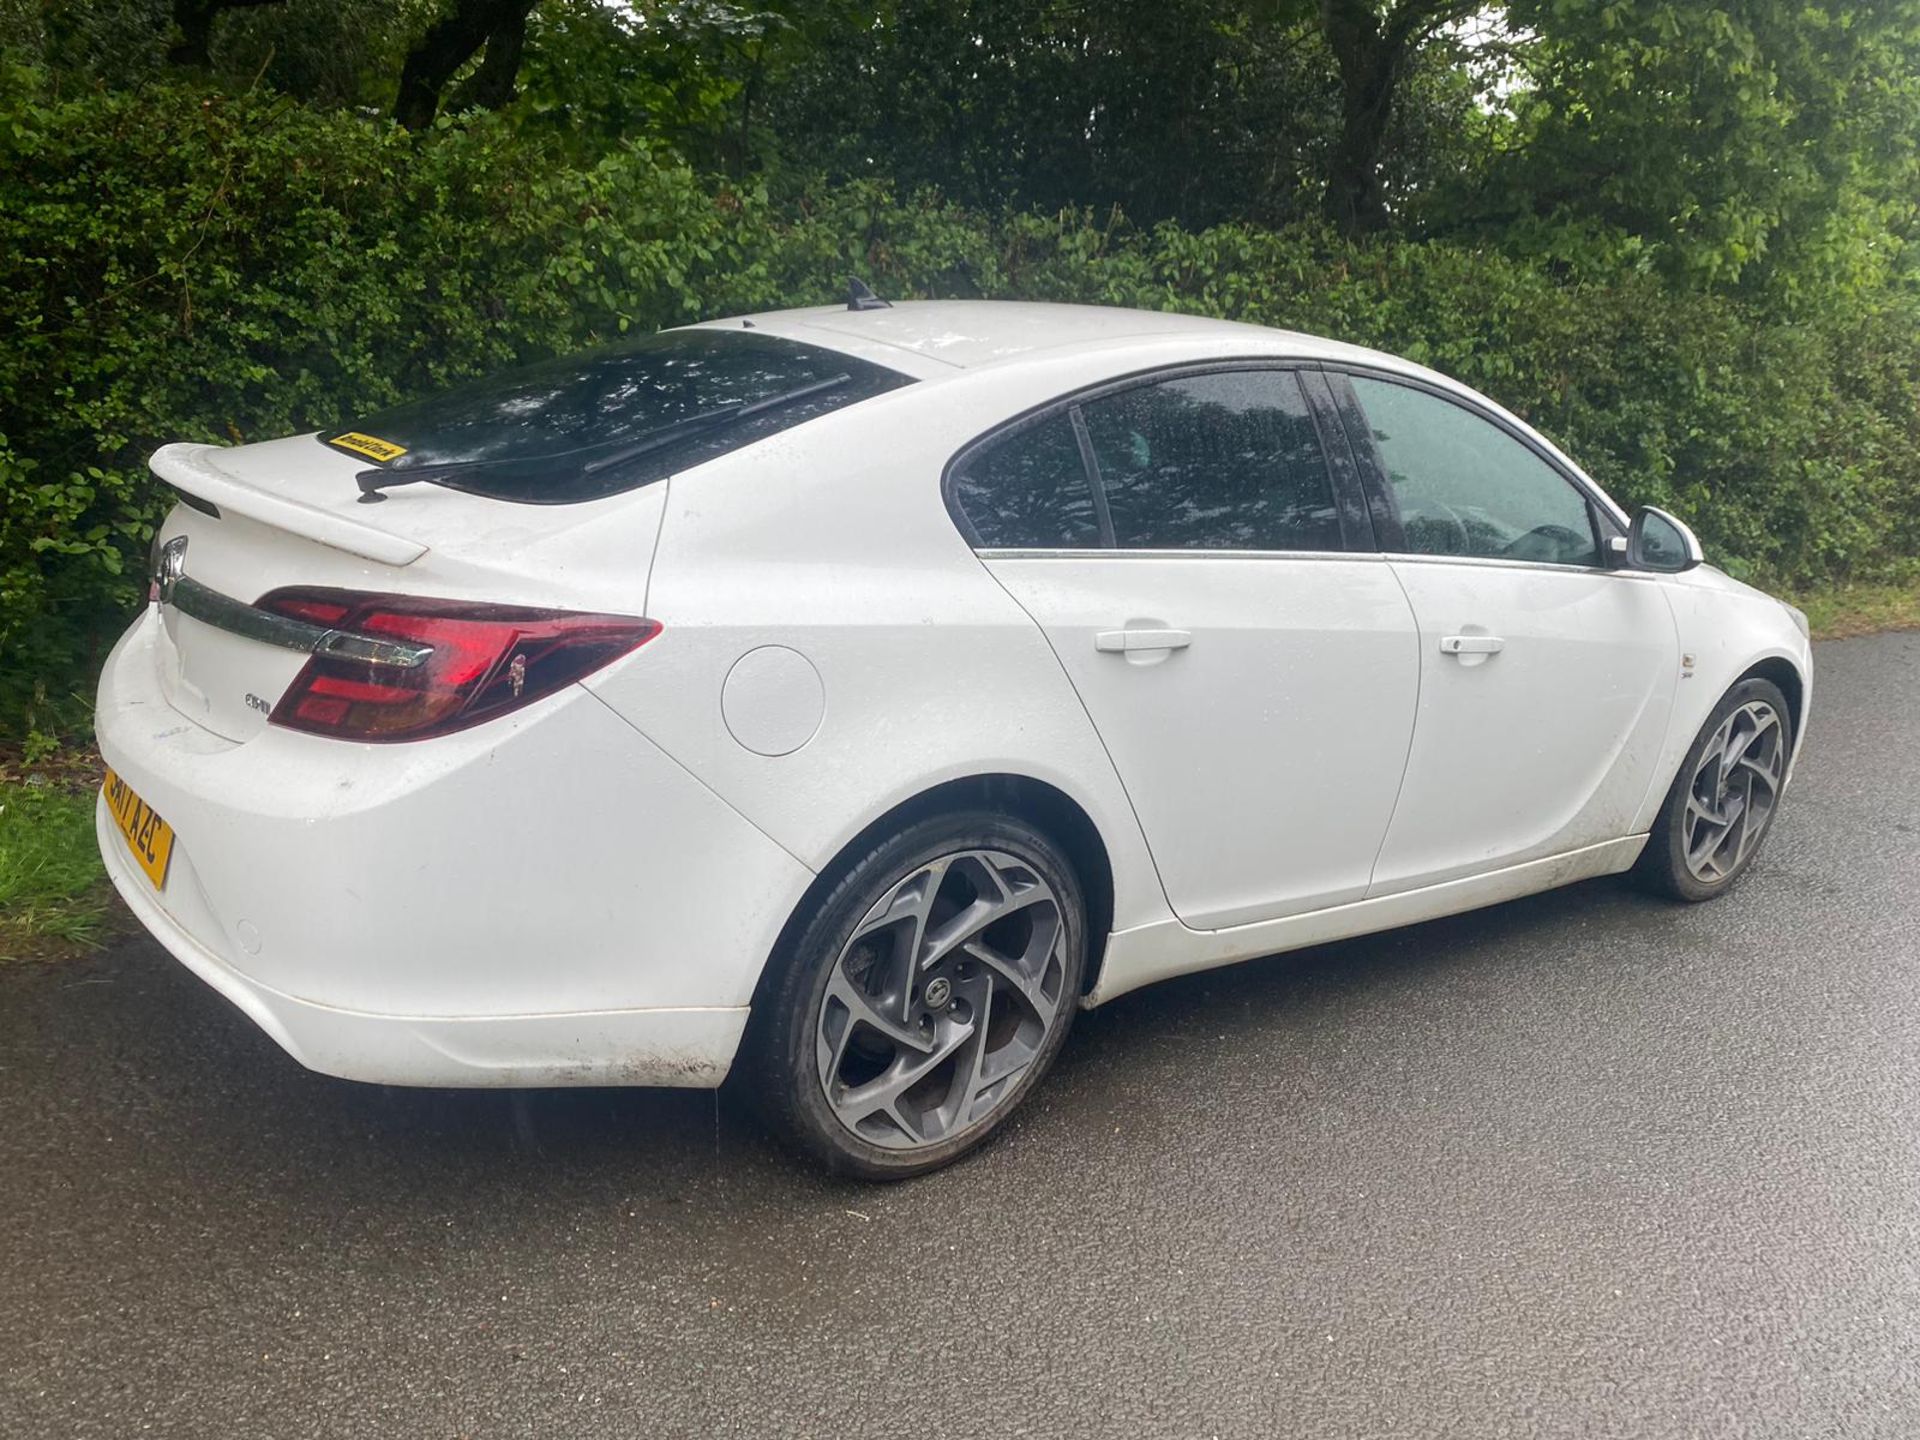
[102,767,175,890]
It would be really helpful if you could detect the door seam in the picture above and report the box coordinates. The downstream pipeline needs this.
[1363,558,1426,897]
[1625,579,1688,825]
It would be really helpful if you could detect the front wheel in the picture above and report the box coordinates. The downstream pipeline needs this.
[1635,676,1793,902]
[746,812,1087,1179]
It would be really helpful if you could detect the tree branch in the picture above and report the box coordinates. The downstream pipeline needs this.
[392,0,539,131]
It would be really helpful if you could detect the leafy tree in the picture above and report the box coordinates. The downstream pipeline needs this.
[1317,0,1479,233]
[4,0,437,109]
[7,0,171,86]
[1477,0,1920,289]
[765,0,1475,229]
[512,0,801,169]
[203,0,441,110]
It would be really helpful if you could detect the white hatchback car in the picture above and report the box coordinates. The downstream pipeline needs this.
[96,299,1811,1176]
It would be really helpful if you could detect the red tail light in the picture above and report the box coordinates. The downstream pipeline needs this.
[259,588,660,742]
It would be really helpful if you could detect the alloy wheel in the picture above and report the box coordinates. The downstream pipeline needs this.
[814,849,1069,1150]
[1682,700,1785,884]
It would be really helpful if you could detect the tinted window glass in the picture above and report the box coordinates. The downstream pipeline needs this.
[949,413,1102,548]
[1079,370,1341,551]
[1349,376,1599,566]
[319,330,914,505]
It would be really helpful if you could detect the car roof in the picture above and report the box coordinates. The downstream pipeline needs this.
[687,298,1626,528]
[688,299,1400,379]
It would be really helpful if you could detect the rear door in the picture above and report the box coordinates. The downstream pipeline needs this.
[953,365,1421,931]
[1329,371,1680,895]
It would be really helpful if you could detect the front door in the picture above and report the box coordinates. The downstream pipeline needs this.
[1331,372,1680,896]
[949,366,1421,930]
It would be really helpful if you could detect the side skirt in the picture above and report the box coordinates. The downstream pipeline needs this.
[1086,835,1647,1006]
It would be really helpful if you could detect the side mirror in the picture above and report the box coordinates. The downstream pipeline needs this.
[1625,506,1703,573]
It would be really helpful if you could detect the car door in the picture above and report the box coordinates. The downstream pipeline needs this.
[1329,370,1681,897]
[948,364,1421,931]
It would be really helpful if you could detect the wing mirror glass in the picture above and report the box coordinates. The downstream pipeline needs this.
[1625,506,1703,573]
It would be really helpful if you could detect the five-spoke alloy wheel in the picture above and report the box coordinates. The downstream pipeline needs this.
[748,812,1086,1178]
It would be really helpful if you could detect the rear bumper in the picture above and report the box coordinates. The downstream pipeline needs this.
[99,808,747,1086]
[95,608,813,1088]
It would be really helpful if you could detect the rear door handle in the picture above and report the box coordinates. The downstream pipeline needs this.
[1095,628,1192,654]
[1439,634,1505,656]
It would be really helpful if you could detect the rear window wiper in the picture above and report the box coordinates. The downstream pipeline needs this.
[353,373,853,504]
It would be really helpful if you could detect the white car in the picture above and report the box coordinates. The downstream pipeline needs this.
[95,298,1811,1177]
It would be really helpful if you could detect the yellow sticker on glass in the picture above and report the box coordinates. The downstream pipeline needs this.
[327,432,409,464]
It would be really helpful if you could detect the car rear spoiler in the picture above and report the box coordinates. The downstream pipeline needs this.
[149,443,428,567]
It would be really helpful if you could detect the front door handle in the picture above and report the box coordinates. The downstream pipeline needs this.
[1439,634,1505,656]
[1095,628,1192,654]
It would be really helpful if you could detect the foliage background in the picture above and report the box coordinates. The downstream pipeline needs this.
[3,1,1920,739]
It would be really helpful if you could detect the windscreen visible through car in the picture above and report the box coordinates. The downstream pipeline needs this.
[319,328,915,504]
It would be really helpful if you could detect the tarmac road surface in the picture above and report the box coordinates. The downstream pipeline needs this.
[3,631,1916,1439]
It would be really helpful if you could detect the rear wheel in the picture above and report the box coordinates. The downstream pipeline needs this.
[747,812,1086,1179]
[1635,677,1792,902]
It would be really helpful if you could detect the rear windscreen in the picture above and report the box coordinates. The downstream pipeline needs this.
[319,328,915,504]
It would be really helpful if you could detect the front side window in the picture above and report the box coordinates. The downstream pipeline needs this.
[1079,370,1342,552]
[1347,376,1599,567]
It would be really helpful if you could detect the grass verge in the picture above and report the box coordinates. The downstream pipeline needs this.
[0,778,112,962]
[1794,579,1920,641]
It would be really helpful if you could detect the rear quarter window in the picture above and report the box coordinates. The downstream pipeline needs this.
[948,413,1102,549]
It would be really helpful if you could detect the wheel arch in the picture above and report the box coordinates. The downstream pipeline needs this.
[1740,655,1805,748]
[747,772,1118,1017]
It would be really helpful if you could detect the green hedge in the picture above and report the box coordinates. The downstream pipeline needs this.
[4,69,1917,738]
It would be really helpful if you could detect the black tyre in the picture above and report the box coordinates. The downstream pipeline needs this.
[745,811,1086,1179]
[1634,676,1793,902]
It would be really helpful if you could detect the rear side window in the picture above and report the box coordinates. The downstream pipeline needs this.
[319,329,915,505]
[1079,370,1342,551]
[949,413,1103,548]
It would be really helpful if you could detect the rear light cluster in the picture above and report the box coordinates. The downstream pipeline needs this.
[259,587,659,742]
